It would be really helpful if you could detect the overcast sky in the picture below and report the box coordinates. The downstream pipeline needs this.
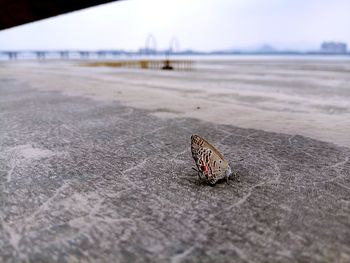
[0,0,349,51]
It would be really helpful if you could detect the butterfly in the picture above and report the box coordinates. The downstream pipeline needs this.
[191,134,233,185]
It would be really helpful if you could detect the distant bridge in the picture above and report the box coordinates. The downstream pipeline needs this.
[0,50,135,60]
[0,50,194,71]
[0,49,190,60]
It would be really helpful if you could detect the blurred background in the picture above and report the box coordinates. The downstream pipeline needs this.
[0,0,349,56]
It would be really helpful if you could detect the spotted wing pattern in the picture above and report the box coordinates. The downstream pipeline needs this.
[191,134,230,185]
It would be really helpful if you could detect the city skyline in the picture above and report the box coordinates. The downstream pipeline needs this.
[0,0,349,51]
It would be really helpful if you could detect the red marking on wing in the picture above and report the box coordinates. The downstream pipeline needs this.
[198,158,209,177]
[202,164,209,177]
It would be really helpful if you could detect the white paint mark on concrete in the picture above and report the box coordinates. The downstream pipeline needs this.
[171,246,195,263]
[11,144,55,160]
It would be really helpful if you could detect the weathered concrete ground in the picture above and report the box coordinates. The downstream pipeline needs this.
[0,72,350,263]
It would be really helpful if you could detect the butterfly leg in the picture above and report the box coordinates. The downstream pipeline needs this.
[231,170,240,182]
[209,179,216,186]
[192,167,202,180]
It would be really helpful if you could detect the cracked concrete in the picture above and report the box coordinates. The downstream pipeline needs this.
[1,62,350,262]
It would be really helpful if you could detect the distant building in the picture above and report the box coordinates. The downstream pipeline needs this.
[257,44,276,53]
[321,42,347,54]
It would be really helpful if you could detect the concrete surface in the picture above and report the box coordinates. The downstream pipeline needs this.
[0,69,349,262]
[3,59,350,147]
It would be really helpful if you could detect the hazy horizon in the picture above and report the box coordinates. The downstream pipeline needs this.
[0,0,349,51]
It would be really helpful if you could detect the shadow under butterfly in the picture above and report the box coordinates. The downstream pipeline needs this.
[191,134,240,186]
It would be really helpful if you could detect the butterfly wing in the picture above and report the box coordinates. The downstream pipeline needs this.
[191,135,230,184]
[191,134,226,161]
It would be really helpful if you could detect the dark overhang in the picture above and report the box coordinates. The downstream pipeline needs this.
[0,0,119,30]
